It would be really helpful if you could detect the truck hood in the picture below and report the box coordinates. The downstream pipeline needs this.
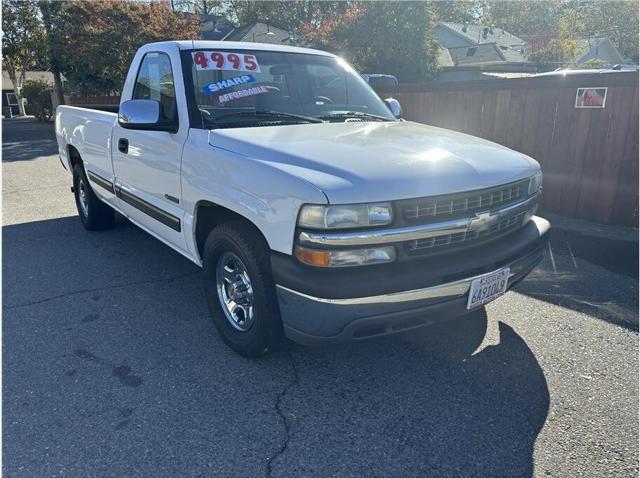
[208,121,540,204]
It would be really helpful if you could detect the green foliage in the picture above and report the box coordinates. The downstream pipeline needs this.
[341,2,440,81]
[580,58,608,70]
[570,0,639,62]
[172,0,224,15]
[484,1,565,39]
[227,1,347,32]
[2,0,46,114]
[2,0,46,71]
[44,0,200,95]
[300,1,441,82]
[483,0,639,66]
[529,38,580,70]
[5,0,638,98]
[22,79,53,121]
[433,0,486,23]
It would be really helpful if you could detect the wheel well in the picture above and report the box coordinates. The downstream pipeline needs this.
[195,202,269,261]
[68,145,82,169]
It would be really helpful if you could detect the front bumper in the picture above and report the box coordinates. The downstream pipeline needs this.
[273,216,550,345]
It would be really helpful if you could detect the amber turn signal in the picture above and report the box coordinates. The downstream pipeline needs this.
[294,246,331,267]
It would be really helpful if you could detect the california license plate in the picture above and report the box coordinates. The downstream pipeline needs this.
[466,267,510,310]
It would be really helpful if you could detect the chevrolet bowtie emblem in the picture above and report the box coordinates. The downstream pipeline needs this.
[468,211,499,234]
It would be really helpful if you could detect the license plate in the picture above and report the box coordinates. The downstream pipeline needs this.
[466,267,510,310]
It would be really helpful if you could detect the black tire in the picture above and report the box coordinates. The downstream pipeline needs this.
[202,221,284,357]
[72,163,115,230]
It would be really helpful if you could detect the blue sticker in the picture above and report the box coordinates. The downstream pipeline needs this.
[202,75,256,94]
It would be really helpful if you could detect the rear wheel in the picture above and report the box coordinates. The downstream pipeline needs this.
[203,221,284,357]
[72,163,115,230]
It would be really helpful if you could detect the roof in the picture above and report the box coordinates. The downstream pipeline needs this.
[146,40,334,57]
[574,36,625,64]
[223,22,294,45]
[199,15,234,41]
[438,22,526,48]
[445,43,529,66]
[448,43,505,65]
[499,45,528,62]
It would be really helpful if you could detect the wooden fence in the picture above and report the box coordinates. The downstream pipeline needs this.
[378,71,639,227]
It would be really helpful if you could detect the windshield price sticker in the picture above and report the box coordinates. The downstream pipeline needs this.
[193,51,261,73]
[218,85,269,104]
[202,75,256,94]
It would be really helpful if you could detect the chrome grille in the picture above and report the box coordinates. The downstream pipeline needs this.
[406,210,528,253]
[403,179,529,222]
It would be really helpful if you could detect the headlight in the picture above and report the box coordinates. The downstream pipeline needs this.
[295,245,396,267]
[298,203,392,229]
[528,172,542,195]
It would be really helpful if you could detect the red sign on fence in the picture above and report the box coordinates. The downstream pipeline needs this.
[575,87,607,108]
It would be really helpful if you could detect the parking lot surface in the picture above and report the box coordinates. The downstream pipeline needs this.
[3,118,638,477]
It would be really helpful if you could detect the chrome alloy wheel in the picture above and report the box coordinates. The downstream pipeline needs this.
[216,252,255,331]
[78,177,89,217]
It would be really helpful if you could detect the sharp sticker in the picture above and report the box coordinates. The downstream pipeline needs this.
[202,75,257,94]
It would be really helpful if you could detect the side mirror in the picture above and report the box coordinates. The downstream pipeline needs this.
[384,98,402,119]
[118,99,177,133]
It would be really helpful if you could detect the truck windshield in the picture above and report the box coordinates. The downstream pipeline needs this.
[186,49,396,128]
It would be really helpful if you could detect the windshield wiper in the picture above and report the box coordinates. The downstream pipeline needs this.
[213,110,323,124]
[317,111,393,122]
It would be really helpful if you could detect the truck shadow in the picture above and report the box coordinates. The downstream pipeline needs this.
[3,215,549,476]
[278,314,550,476]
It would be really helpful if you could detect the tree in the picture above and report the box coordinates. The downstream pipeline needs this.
[227,1,347,35]
[170,0,224,15]
[48,0,200,95]
[22,79,53,121]
[529,38,580,70]
[568,0,639,62]
[38,1,67,105]
[302,1,440,82]
[2,0,46,115]
[483,1,565,40]
[433,0,487,23]
[483,0,639,67]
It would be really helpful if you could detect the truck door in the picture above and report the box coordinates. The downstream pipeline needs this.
[111,48,188,253]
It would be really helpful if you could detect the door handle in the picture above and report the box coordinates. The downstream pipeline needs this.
[118,138,129,154]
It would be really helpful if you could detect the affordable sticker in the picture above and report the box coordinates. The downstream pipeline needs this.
[202,75,256,94]
[218,86,270,104]
[193,51,261,73]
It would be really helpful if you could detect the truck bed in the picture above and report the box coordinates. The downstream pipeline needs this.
[55,105,117,177]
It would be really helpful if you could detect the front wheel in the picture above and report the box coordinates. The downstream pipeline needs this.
[203,221,284,357]
[72,163,115,230]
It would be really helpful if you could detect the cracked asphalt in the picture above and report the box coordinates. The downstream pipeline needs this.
[3,118,638,477]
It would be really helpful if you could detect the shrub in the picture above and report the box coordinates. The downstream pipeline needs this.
[22,79,53,121]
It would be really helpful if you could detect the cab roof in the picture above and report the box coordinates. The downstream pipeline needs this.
[146,40,336,58]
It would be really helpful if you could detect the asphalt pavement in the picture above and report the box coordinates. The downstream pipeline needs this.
[3,118,638,477]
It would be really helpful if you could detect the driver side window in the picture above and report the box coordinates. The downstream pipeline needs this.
[133,52,177,123]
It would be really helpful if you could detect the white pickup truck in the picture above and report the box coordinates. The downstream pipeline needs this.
[56,41,549,357]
